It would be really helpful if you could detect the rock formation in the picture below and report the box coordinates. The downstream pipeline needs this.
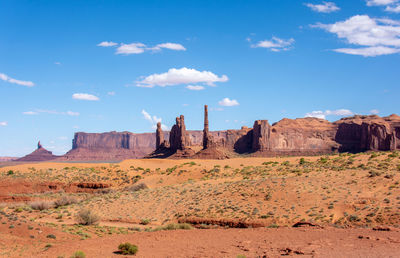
[17,141,58,162]
[252,120,271,152]
[156,122,164,149]
[203,105,214,149]
[18,108,400,161]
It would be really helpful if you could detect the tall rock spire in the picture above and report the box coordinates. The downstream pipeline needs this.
[156,122,164,149]
[203,105,210,149]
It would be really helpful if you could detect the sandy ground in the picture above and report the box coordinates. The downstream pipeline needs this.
[0,152,399,257]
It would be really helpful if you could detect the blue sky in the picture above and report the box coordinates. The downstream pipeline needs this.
[1,0,399,156]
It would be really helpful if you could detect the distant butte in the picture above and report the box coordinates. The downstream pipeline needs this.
[16,108,400,161]
[17,141,58,162]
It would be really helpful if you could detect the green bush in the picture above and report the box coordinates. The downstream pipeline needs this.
[70,251,86,258]
[118,242,138,255]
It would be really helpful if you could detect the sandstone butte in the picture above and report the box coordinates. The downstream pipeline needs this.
[17,107,400,161]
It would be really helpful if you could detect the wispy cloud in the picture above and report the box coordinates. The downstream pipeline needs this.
[0,121,7,126]
[305,109,353,119]
[107,91,116,96]
[251,37,295,52]
[313,15,400,56]
[186,85,205,91]
[72,93,100,101]
[366,0,398,6]
[0,73,34,87]
[218,98,239,107]
[305,2,340,13]
[23,109,80,116]
[370,109,380,114]
[98,41,186,55]
[136,67,228,88]
[141,110,169,130]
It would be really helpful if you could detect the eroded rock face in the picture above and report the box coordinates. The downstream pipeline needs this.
[17,142,59,161]
[252,120,271,152]
[203,105,214,149]
[335,115,399,152]
[156,122,164,149]
[170,115,188,151]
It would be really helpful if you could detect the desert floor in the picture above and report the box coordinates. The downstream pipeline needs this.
[0,151,399,257]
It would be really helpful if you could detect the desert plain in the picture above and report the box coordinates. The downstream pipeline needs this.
[0,152,399,257]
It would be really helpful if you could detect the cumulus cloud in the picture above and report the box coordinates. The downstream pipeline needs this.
[23,109,80,116]
[141,110,169,130]
[386,4,400,12]
[151,43,186,51]
[116,43,146,54]
[314,15,400,56]
[305,109,353,119]
[366,0,398,6]
[136,67,228,88]
[0,121,7,126]
[98,41,186,55]
[0,73,34,87]
[186,85,205,91]
[305,2,340,13]
[97,41,118,47]
[72,93,100,101]
[251,37,295,52]
[218,98,239,107]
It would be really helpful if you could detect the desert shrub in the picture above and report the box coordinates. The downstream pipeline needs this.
[140,218,150,225]
[368,170,382,177]
[75,209,100,225]
[7,170,14,175]
[162,223,193,230]
[299,158,306,165]
[124,183,148,192]
[70,251,86,258]
[30,201,53,211]
[118,242,138,255]
[54,196,78,208]
[46,234,56,239]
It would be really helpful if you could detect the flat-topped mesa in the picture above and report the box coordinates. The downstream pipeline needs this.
[156,122,164,149]
[170,115,188,151]
[202,105,214,149]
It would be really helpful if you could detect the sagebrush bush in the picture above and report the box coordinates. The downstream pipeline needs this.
[54,196,78,208]
[124,183,148,192]
[70,250,86,258]
[30,201,53,210]
[118,242,138,255]
[75,208,100,225]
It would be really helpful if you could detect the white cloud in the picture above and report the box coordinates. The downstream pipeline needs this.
[23,109,80,116]
[107,91,116,96]
[23,111,38,115]
[251,37,295,52]
[116,43,146,55]
[334,46,400,56]
[314,15,400,56]
[386,4,400,12]
[72,93,100,101]
[0,73,34,87]
[66,111,80,116]
[97,41,118,47]
[0,121,7,126]
[136,67,228,88]
[366,0,398,6]
[151,43,186,51]
[305,2,340,13]
[186,85,205,91]
[218,98,239,107]
[141,110,169,130]
[105,42,186,55]
[370,109,380,114]
[305,109,353,119]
